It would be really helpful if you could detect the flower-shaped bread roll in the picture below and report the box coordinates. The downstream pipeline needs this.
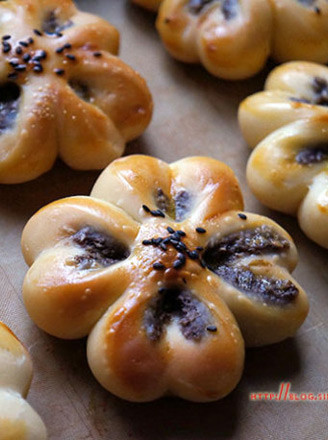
[133,0,328,80]
[0,0,152,184]
[0,322,47,440]
[239,62,328,249]
[22,155,309,402]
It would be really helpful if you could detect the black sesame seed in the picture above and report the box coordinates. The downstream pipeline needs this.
[54,68,65,76]
[200,259,206,268]
[2,35,11,41]
[162,238,171,245]
[3,43,11,53]
[206,325,217,333]
[19,41,28,47]
[196,227,206,234]
[160,243,167,251]
[187,250,199,260]
[33,64,43,73]
[56,46,65,54]
[150,209,165,218]
[167,226,175,234]
[176,230,186,237]
[7,72,18,79]
[33,50,47,61]
[142,204,151,213]
[238,213,247,220]
[64,43,72,49]
[27,38,34,45]
[171,232,182,241]
[173,259,185,270]
[14,64,26,72]
[153,262,166,270]
[56,32,63,37]
[153,238,163,245]
[315,6,321,14]
[66,54,76,61]
[177,253,186,262]
[196,246,204,251]
[9,59,19,67]
[22,53,31,62]
[15,46,23,55]
[93,51,102,57]
[142,239,152,245]
[33,29,43,36]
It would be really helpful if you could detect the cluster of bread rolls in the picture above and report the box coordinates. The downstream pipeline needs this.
[0,322,47,440]
[132,0,328,80]
[239,62,328,249]
[0,0,152,184]
[21,155,309,402]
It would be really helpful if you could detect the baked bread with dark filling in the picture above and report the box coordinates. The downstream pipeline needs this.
[0,0,152,184]
[239,61,328,249]
[21,155,309,402]
[0,322,47,440]
[133,0,328,80]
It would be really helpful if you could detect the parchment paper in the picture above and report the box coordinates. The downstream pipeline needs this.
[0,1,327,438]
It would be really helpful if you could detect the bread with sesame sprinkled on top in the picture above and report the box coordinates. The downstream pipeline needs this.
[0,0,153,184]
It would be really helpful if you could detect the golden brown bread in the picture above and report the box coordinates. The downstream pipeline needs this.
[0,322,47,440]
[22,155,308,402]
[239,62,328,249]
[133,0,328,80]
[0,0,152,184]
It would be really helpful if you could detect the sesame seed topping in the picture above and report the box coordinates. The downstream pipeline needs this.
[9,59,19,67]
[142,204,151,213]
[150,209,165,218]
[64,43,72,49]
[196,227,206,234]
[142,239,152,245]
[33,29,43,36]
[33,64,43,73]
[176,230,186,237]
[93,51,102,57]
[2,35,11,41]
[19,41,28,47]
[56,32,63,37]
[187,250,199,260]
[27,37,34,45]
[22,53,31,62]
[15,46,23,55]
[54,68,65,76]
[177,253,186,262]
[153,262,166,270]
[33,50,47,61]
[2,42,11,53]
[173,259,185,270]
[196,246,204,252]
[14,64,26,72]
[206,325,217,333]
[167,226,175,234]
[238,213,247,220]
[66,54,76,61]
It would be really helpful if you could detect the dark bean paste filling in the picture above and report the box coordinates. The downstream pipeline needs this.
[203,226,298,305]
[0,82,20,134]
[68,80,91,102]
[144,287,212,341]
[174,190,191,222]
[311,76,328,106]
[153,188,192,222]
[296,144,328,165]
[72,226,129,269]
[297,0,316,6]
[42,11,73,35]
[188,0,238,19]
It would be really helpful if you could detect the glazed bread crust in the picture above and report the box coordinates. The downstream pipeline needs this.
[239,62,328,249]
[0,322,47,440]
[0,0,152,184]
[134,0,328,80]
[22,155,308,402]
